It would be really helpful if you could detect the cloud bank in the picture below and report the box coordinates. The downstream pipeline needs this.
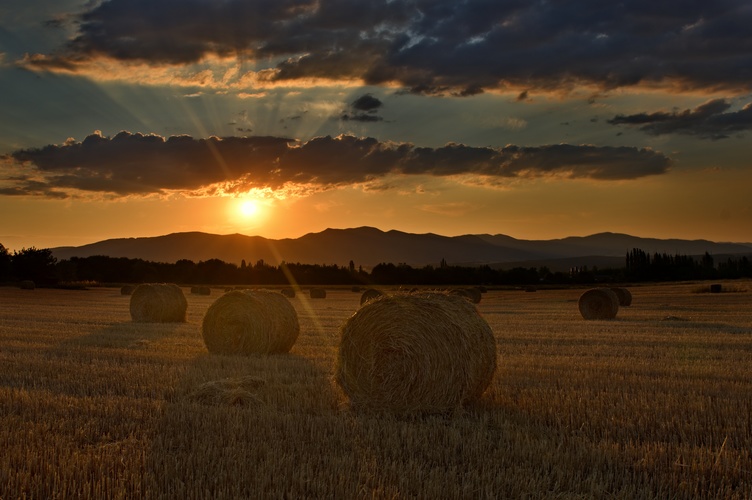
[3,131,671,199]
[22,0,752,95]
[608,99,752,140]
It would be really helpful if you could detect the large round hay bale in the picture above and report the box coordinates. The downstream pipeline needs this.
[201,290,300,355]
[309,288,326,299]
[19,280,36,290]
[609,287,632,306]
[120,285,136,295]
[336,292,497,413]
[360,288,384,306]
[280,287,296,298]
[578,288,619,320]
[129,283,187,323]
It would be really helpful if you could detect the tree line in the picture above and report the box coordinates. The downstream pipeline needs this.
[1,243,751,287]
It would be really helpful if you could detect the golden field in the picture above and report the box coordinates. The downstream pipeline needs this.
[0,282,750,499]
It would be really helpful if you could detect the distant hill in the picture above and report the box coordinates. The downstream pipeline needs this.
[50,227,752,271]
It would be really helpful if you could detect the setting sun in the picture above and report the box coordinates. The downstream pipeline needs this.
[238,199,259,218]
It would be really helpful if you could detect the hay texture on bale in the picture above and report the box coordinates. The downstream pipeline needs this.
[578,288,619,320]
[336,292,497,413]
[360,288,384,306]
[129,283,187,323]
[309,288,327,299]
[610,287,632,306]
[201,290,300,355]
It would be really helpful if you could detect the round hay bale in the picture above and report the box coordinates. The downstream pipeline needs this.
[201,290,300,355]
[524,285,537,293]
[449,287,482,304]
[280,287,296,298]
[120,285,136,295]
[309,287,326,299]
[19,280,35,290]
[129,283,187,323]
[351,286,362,293]
[578,288,619,320]
[709,283,723,293]
[609,287,632,306]
[336,292,497,413]
[191,286,211,295]
[360,288,384,306]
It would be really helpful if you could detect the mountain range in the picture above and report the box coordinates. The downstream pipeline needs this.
[49,227,752,272]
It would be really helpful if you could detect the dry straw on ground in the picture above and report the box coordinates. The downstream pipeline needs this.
[336,291,497,413]
[359,288,384,306]
[610,287,632,306]
[450,287,482,304]
[578,287,620,320]
[18,280,35,290]
[187,375,266,407]
[201,290,300,355]
[129,283,187,323]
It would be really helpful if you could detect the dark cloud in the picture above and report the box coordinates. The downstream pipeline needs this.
[351,94,382,112]
[341,93,384,122]
[3,131,671,198]
[23,0,752,95]
[608,99,752,140]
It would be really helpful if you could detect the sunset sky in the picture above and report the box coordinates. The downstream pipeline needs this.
[1,0,751,252]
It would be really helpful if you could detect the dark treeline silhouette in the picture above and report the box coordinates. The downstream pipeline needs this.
[1,243,751,287]
[625,248,752,282]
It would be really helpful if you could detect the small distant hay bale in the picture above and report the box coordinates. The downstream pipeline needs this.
[578,288,619,320]
[351,286,362,293]
[129,283,187,323]
[188,375,266,407]
[610,287,632,306]
[191,286,211,295]
[19,280,36,290]
[280,287,296,298]
[449,287,482,304]
[710,284,723,293]
[201,290,300,355]
[120,285,136,295]
[524,285,537,293]
[477,286,488,293]
[309,288,327,299]
[336,292,497,413]
[360,288,384,306]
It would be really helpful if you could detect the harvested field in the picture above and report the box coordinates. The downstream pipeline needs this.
[1,281,751,498]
